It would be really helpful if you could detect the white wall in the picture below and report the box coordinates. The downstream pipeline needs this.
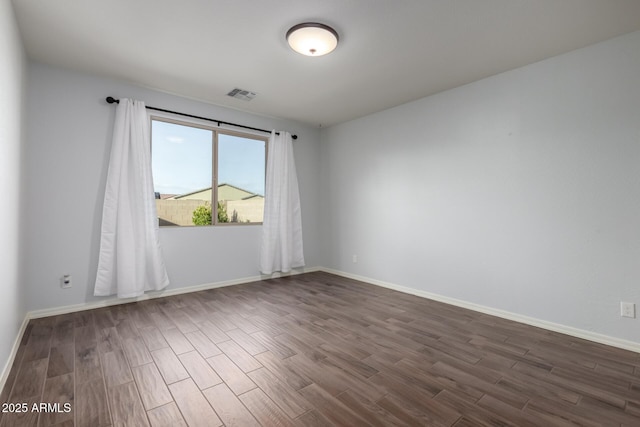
[23,62,322,312]
[321,31,640,343]
[0,0,28,381]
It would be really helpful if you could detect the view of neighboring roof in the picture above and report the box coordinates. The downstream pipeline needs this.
[164,183,263,201]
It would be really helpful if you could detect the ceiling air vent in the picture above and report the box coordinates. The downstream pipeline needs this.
[227,88,257,101]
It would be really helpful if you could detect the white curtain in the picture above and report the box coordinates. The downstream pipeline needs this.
[260,131,305,274]
[94,99,170,298]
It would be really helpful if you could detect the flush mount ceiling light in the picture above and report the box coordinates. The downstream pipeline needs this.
[286,22,339,56]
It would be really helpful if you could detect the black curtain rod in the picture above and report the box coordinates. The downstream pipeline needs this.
[105,97,297,140]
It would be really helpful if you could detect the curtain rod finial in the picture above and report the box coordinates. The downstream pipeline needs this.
[292,135,298,140]
[106,96,119,104]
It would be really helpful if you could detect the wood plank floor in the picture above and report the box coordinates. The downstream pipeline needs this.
[2,271,640,426]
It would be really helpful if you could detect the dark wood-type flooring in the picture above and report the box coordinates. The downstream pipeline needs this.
[2,271,640,426]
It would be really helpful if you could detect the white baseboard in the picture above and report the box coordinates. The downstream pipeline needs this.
[0,315,30,396]
[320,267,640,354]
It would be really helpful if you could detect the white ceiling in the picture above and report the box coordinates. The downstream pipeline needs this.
[12,0,640,127]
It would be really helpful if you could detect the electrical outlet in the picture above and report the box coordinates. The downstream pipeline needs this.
[620,302,635,318]
[60,274,72,289]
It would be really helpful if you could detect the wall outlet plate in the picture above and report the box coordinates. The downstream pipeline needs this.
[60,274,72,289]
[620,302,635,318]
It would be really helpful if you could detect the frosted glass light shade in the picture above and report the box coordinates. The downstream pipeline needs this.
[286,23,339,56]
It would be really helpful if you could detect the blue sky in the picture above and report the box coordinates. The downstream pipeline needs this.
[151,120,265,196]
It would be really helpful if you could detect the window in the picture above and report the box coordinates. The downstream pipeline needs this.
[151,117,266,226]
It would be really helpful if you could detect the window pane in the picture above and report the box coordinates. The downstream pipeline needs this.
[152,120,212,226]
[218,133,265,223]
